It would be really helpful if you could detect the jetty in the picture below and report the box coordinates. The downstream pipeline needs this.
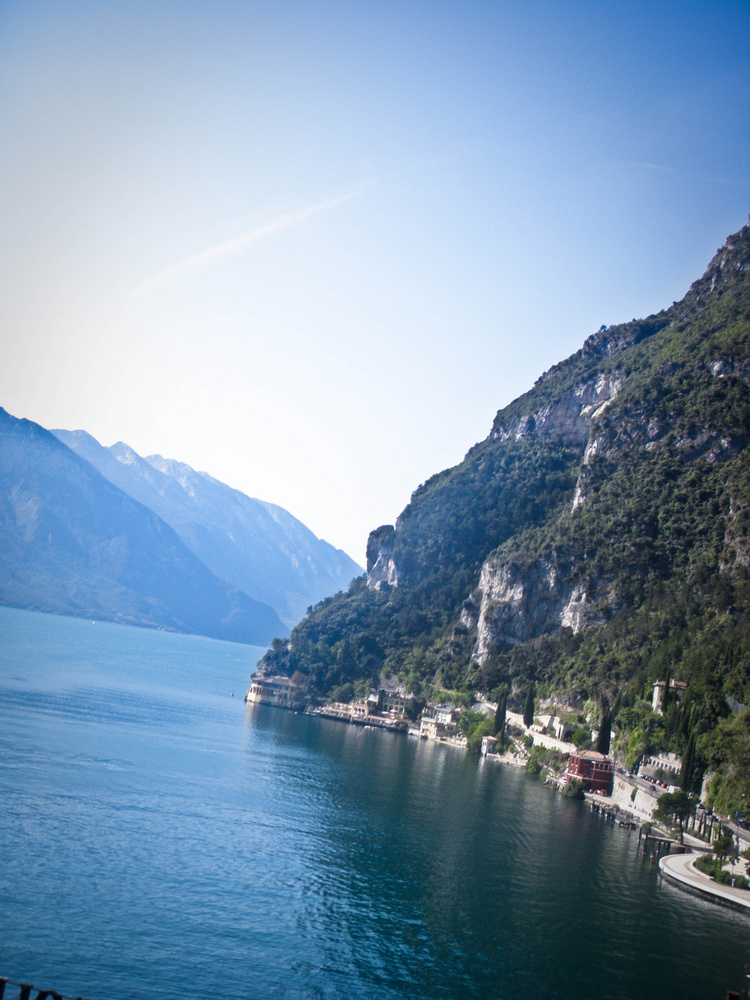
[307,705,408,733]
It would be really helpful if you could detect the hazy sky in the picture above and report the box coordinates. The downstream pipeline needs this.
[1,0,748,565]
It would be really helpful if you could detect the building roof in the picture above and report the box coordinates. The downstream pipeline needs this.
[253,674,293,687]
[572,749,612,762]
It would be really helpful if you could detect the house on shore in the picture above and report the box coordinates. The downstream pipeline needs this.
[420,704,459,740]
[566,749,614,795]
[382,690,408,717]
[245,675,298,707]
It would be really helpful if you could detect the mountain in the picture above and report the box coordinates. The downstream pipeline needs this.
[51,430,362,628]
[0,408,285,643]
[260,217,750,813]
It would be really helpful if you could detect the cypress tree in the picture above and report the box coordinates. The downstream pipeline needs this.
[662,667,672,713]
[493,685,508,738]
[596,704,611,756]
[523,686,535,729]
[680,733,696,793]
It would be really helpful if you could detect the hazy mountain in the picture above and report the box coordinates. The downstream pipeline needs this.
[51,430,362,628]
[260,218,750,812]
[0,409,285,643]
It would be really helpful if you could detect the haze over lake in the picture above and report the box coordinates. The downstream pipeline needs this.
[0,606,746,999]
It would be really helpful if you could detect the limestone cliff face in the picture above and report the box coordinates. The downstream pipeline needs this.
[463,345,750,664]
[366,373,623,594]
[366,524,398,589]
[722,498,750,573]
[491,373,622,449]
[676,219,750,320]
[435,372,622,651]
[572,355,750,511]
[258,218,750,703]
[459,373,662,661]
[461,552,611,663]
[367,330,747,660]
[367,220,750,663]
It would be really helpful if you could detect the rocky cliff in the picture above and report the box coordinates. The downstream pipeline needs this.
[261,218,750,724]
[359,220,750,676]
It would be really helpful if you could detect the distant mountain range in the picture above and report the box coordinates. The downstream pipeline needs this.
[52,428,362,628]
[0,411,362,643]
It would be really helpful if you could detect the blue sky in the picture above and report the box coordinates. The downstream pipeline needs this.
[1,0,748,565]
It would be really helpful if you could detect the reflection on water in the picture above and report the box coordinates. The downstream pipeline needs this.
[0,606,747,1000]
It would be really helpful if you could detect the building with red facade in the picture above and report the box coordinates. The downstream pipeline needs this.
[566,749,614,794]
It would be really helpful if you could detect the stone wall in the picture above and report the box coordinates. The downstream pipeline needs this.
[609,774,660,821]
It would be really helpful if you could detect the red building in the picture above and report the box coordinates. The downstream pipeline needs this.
[566,750,614,794]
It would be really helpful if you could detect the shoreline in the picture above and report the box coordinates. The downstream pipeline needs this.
[306,705,409,732]
[659,851,750,913]
[252,696,750,915]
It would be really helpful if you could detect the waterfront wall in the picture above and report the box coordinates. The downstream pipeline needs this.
[609,775,659,821]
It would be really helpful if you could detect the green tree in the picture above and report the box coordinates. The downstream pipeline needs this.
[572,729,593,750]
[459,709,494,754]
[563,779,585,800]
[596,704,611,756]
[525,745,544,775]
[493,685,508,738]
[468,718,494,754]
[330,683,354,704]
[405,696,425,722]
[625,728,649,772]
[654,790,693,844]
[523,686,535,729]
[707,709,750,815]
[714,830,734,875]
[661,667,672,713]
[679,732,697,793]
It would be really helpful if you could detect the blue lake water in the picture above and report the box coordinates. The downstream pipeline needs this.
[0,605,748,999]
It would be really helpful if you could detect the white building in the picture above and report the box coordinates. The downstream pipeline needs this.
[652,679,687,714]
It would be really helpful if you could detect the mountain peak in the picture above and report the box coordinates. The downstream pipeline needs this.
[109,441,147,469]
[678,216,750,318]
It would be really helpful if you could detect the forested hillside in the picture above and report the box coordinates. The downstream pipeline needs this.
[260,218,750,813]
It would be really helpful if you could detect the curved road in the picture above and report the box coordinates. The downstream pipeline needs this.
[660,851,750,912]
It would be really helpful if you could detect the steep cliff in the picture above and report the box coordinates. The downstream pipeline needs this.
[260,219,750,724]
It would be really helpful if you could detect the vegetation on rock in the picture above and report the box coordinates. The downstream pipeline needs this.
[260,219,750,816]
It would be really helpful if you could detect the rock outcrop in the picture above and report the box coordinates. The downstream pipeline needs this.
[491,373,622,449]
[258,217,750,711]
[366,524,398,589]
[461,552,610,663]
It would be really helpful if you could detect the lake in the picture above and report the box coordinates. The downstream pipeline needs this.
[0,605,747,999]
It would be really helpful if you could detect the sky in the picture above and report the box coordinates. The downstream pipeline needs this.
[1,0,748,567]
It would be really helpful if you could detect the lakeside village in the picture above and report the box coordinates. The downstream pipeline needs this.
[246,672,750,915]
